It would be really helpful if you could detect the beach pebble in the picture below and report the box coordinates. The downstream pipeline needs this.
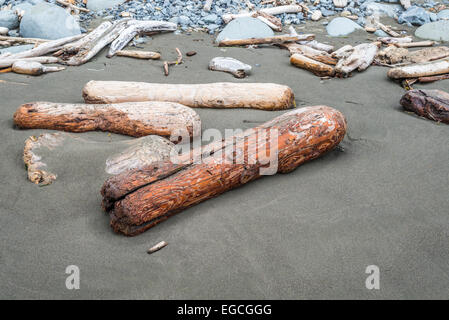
[415,20,449,42]
[216,17,274,43]
[20,3,81,40]
[0,26,8,35]
[0,10,19,30]
[326,17,362,37]
[87,0,126,11]
[311,10,322,21]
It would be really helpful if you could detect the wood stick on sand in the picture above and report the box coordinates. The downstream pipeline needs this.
[218,34,314,47]
[116,50,161,60]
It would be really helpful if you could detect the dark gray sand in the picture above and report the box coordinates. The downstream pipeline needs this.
[1,24,449,299]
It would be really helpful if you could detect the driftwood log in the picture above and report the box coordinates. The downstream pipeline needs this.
[101,106,347,236]
[11,61,65,75]
[283,43,337,65]
[107,20,177,57]
[208,57,252,78]
[335,42,379,75]
[222,5,303,23]
[14,101,201,139]
[388,58,449,79]
[400,89,449,124]
[218,34,314,47]
[83,81,295,110]
[116,50,161,60]
[4,34,83,60]
[290,53,335,77]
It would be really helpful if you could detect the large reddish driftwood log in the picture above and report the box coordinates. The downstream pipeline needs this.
[400,89,449,124]
[14,101,201,138]
[101,106,347,236]
[83,81,295,110]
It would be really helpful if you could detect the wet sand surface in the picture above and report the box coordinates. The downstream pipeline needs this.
[1,23,449,299]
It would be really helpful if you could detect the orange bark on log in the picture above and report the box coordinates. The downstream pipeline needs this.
[83,81,295,110]
[290,53,335,77]
[101,106,347,236]
[14,101,201,138]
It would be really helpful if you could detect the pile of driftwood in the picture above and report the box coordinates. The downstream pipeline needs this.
[0,19,176,75]
[372,37,449,87]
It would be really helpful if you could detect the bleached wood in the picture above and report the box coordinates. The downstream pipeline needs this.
[388,58,449,79]
[83,81,295,110]
[222,5,303,23]
[107,21,177,57]
[0,56,59,69]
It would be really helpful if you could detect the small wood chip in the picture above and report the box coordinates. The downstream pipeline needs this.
[147,241,168,254]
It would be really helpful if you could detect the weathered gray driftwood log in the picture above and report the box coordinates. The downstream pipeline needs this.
[388,58,449,79]
[83,81,295,110]
[101,106,347,236]
[12,61,65,75]
[14,101,201,138]
[107,20,177,57]
[400,89,449,124]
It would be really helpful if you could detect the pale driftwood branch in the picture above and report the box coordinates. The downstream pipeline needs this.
[0,56,59,69]
[218,34,314,47]
[388,58,449,79]
[252,11,282,31]
[83,81,295,110]
[401,89,449,123]
[147,241,168,254]
[163,48,183,76]
[290,53,335,77]
[288,26,334,53]
[55,21,113,56]
[107,21,177,57]
[5,34,84,60]
[395,41,435,48]
[378,36,413,45]
[12,61,65,75]
[116,50,161,60]
[53,0,89,13]
[222,5,303,23]
[0,35,48,45]
[101,106,347,236]
[282,43,337,65]
[62,20,129,66]
[14,101,201,139]
[377,22,400,37]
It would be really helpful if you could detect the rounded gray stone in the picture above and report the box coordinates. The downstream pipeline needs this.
[216,17,274,43]
[415,20,449,42]
[19,3,81,40]
[326,17,362,37]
